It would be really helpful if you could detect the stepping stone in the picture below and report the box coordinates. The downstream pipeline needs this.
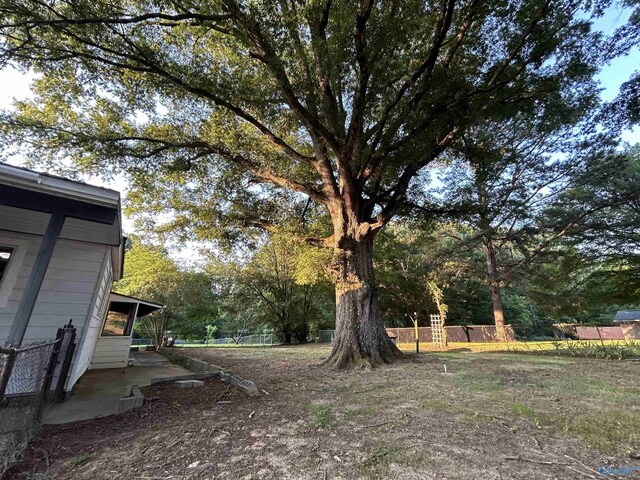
[175,380,195,389]
[220,372,259,397]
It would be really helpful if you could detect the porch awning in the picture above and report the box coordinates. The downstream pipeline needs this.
[109,292,164,318]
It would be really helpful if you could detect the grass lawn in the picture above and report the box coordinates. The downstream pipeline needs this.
[398,339,640,356]
[9,344,640,479]
[155,338,640,358]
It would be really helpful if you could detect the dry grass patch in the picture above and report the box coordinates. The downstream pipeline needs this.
[565,409,640,453]
[7,345,640,480]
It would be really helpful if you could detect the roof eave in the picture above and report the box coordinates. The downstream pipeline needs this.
[109,291,165,309]
[0,163,120,208]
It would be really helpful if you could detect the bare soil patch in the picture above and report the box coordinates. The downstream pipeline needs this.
[5,345,640,479]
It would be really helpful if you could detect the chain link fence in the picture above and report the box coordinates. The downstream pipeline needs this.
[0,322,76,476]
[317,330,335,343]
[0,341,58,475]
[205,334,278,345]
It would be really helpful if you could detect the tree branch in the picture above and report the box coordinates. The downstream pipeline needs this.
[373,126,460,227]
[345,0,373,157]
[224,0,341,154]
[363,0,456,160]
[1,11,233,29]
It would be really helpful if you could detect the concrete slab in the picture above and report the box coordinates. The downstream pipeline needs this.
[42,352,194,425]
[126,364,194,386]
[43,393,122,424]
[157,347,226,375]
[129,351,171,366]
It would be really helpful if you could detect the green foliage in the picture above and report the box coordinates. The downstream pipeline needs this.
[566,410,640,453]
[370,150,638,330]
[376,221,509,327]
[376,221,466,326]
[551,339,640,360]
[505,339,640,359]
[210,229,334,341]
[452,371,501,393]
[509,403,541,426]
[205,324,218,344]
[115,239,180,302]
[362,445,400,467]
[524,146,640,324]
[606,2,640,127]
[0,0,634,347]
[0,0,608,250]
[114,237,219,344]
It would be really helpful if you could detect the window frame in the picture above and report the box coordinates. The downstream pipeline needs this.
[0,246,15,282]
[100,301,138,337]
[0,239,29,309]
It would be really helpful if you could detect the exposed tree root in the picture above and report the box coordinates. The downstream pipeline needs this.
[323,337,403,370]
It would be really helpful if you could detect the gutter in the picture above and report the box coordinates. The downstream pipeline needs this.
[0,163,120,208]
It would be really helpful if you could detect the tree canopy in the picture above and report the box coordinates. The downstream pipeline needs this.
[114,237,219,345]
[0,0,620,367]
[209,230,334,343]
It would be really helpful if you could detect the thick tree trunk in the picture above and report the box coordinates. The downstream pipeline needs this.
[484,239,507,341]
[324,235,403,369]
[489,282,507,341]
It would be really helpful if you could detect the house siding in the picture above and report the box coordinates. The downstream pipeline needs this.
[0,204,120,246]
[0,228,110,390]
[90,336,131,369]
[68,250,113,388]
[0,231,106,339]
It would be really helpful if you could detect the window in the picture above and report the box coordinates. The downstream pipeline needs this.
[0,240,28,309]
[0,247,13,283]
[101,301,136,336]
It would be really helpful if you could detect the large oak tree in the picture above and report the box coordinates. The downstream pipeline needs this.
[0,0,605,368]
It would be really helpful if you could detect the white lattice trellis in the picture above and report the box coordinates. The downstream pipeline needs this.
[430,314,445,348]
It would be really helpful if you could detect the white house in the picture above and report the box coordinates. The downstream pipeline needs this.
[0,163,161,394]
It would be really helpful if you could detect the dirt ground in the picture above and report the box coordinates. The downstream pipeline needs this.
[6,345,640,479]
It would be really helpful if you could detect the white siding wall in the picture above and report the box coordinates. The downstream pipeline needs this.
[68,251,112,387]
[90,336,132,369]
[0,231,107,339]
[0,228,109,390]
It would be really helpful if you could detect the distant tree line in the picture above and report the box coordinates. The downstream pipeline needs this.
[119,143,640,345]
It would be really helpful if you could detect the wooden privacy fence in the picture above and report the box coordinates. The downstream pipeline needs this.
[386,324,516,343]
[574,326,625,340]
[552,324,629,340]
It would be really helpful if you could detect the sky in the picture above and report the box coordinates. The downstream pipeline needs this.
[0,6,638,258]
[591,7,640,144]
[0,67,135,228]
